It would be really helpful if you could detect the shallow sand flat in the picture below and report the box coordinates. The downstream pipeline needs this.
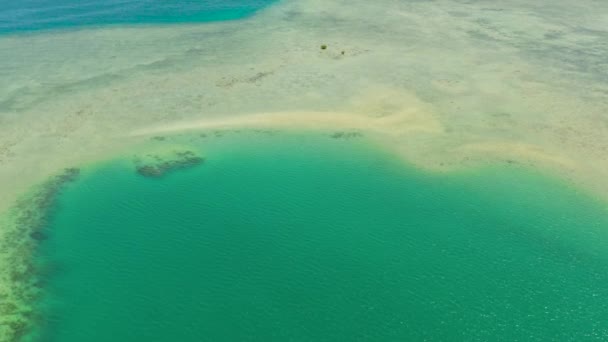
[1,0,608,338]
[1,0,607,210]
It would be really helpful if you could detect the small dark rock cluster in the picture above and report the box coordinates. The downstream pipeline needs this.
[330,131,363,139]
[320,44,348,58]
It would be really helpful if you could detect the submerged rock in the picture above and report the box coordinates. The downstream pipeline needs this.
[330,131,363,139]
[29,231,48,241]
[134,149,204,178]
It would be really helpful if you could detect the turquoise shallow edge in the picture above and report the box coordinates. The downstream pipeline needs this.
[0,0,277,35]
[31,132,608,341]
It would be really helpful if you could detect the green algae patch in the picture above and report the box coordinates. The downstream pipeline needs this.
[0,168,80,342]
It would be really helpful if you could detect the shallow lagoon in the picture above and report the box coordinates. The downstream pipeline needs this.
[34,133,608,341]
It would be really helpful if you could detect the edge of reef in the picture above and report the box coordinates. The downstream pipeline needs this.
[0,168,80,341]
[0,145,204,342]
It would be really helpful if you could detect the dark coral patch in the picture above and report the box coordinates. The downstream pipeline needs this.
[330,131,363,139]
[29,231,48,241]
[134,150,204,178]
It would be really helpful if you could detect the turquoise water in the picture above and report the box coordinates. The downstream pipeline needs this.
[0,0,275,34]
[34,134,608,341]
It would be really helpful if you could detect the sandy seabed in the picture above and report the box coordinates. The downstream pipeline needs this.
[1,0,608,340]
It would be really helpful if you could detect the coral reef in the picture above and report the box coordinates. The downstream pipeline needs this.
[0,168,80,341]
[133,150,204,178]
[330,131,363,139]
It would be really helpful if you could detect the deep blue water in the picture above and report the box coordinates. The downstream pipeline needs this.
[0,0,276,34]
